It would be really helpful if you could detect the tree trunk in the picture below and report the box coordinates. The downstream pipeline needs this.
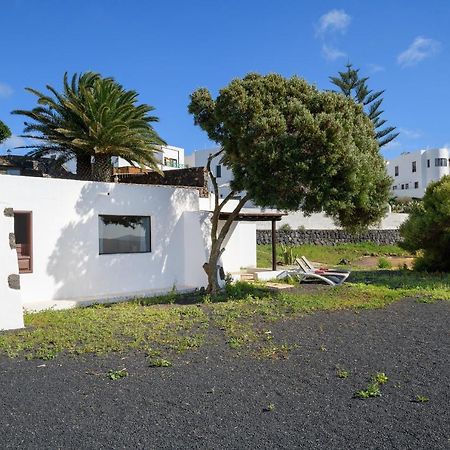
[92,154,113,182]
[76,153,92,180]
[204,193,251,295]
[204,239,225,295]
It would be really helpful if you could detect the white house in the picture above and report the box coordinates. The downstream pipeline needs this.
[386,147,450,198]
[185,148,236,199]
[0,175,256,330]
[116,144,186,172]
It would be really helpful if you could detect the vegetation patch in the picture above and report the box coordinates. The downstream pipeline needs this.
[0,269,448,361]
[257,243,409,269]
[107,368,128,380]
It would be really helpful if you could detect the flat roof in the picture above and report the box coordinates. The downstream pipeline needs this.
[218,211,285,222]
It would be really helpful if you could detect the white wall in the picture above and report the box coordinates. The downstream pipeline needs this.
[0,176,205,309]
[0,205,24,330]
[256,211,409,230]
[220,221,257,272]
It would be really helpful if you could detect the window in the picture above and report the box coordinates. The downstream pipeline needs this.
[164,157,178,168]
[427,159,430,168]
[216,165,222,178]
[392,185,397,190]
[99,215,151,254]
[394,166,399,176]
[405,183,409,189]
[435,158,448,167]
[414,181,419,189]
[401,184,405,190]
[412,161,416,172]
[14,211,33,273]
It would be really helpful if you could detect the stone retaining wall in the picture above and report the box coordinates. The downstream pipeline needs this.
[257,229,401,246]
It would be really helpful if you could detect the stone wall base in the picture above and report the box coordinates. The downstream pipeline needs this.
[257,229,401,246]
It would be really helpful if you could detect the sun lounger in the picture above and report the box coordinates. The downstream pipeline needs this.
[292,258,349,285]
[300,256,351,282]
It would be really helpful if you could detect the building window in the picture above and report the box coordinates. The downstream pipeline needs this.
[412,161,416,172]
[14,211,33,273]
[392,186,397,190]
[394,166,399,176]
[414,181,419,189]
[435,158,448,167]
[401,184,405,190]
[216,165,222,178]
[99,215,151,254]
[427,159,430,168]
[405,183,409,189]
[164,157,178,168]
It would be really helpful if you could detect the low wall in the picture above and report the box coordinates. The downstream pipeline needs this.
[257,229,401,246]
[117,167,209,197]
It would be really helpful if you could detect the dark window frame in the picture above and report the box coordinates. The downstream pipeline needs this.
[13,211,33,274]
[412,161,417,172]
[98,214,152,255]
[427,159,430,168]
[435,158,448,167]
[394,166,399,176]
[216,165,222,178]
[414,181,419,189]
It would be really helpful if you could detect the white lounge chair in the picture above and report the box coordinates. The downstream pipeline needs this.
[277,259,339,286]
[291,258,348,285]
[299,256,351,283]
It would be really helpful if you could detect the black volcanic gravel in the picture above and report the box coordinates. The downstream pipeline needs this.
[0,298,449,449]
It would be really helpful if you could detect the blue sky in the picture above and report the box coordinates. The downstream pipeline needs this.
[1,0,449,158]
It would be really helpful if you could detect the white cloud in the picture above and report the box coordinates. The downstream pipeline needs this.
[397,36,441,67]
[316,9,351,36]
[321,44,346,61]
[399,128,422,139]
[0,82,14,98]
[367,63,385,74]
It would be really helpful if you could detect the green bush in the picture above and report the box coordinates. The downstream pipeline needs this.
[399,175,450,271]
[279,223,292,231]
[377,257,392,269]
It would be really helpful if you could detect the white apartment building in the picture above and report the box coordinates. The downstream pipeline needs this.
[116,144,186,172]
[386,147,450,198]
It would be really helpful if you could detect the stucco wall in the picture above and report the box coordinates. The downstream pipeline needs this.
[0,205,24,330]
[0,176,209,309]
[255,211,409,231]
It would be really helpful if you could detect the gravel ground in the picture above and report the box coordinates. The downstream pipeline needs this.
[0,298,449,449]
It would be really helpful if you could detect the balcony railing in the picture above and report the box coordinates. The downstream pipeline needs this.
[163,160,188,169]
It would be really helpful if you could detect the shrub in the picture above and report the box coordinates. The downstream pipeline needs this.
[399,175,450,271]
[280,244,297,265]
[377,257,392,269]
[279,223,292,231]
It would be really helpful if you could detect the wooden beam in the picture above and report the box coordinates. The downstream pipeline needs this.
[271,219,277,271]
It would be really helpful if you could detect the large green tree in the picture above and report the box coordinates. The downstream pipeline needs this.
[330,63,399,147]
[189,73,391,293]
[13,72,165,181]
[0,120,11,145]
[400,175,450,271]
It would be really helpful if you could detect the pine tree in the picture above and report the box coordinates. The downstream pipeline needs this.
[330,63,399,147]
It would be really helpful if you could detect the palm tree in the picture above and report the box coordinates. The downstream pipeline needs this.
[13,72,165,181]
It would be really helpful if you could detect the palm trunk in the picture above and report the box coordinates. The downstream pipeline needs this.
[92,154,113,182]
[75,153,92,180]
